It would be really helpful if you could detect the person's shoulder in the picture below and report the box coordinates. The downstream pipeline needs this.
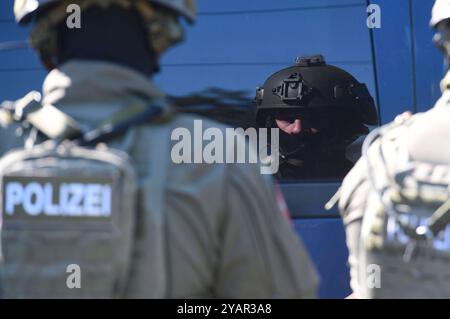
[404,105,450,163]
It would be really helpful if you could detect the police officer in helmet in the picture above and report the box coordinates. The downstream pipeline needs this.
[1,0,319,298]
[254,55,378,180]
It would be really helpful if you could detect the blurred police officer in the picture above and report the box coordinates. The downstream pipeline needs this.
[338,0,450,298]
[0,0,318,298]
[254,55,377,180]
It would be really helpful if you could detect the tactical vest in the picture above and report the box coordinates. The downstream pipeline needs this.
[348,116,450,298]
[0,92,170,298]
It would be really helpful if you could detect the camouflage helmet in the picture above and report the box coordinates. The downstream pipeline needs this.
[430,0,450,28]
[14,0,196,24]
[254,55,378,127]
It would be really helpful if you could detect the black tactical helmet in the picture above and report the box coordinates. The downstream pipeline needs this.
[254,55,378,127]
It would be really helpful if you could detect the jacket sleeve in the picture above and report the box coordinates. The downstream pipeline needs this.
[213,162,319,298]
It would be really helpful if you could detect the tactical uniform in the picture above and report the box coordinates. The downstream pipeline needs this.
[0,0,319,298]
[254,55,377,181]
[339,0,450,298]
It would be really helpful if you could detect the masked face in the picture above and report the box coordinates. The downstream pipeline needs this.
[275,109,339,138]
